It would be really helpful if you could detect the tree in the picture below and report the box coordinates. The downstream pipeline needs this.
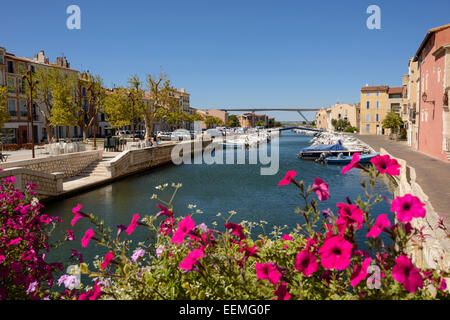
[255,120,266,128]
[142,72,177,141]
[0,86,10,130]
[34,67,60,142]
[331,119,351,132]
[127,75,145,141]
[382,112,403,134]
[205,116,223,128]
[49,71,78,139]
[86,75,106,148]
[103,87,133,129]
[226,115,240,128]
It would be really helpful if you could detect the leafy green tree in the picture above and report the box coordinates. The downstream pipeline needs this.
[103,87,133,129]
[127,75,145,141]
[226,115,240,127]
[331,119,351,132]
[0,86,10,129]
[86,75,106,147]
[383,112,403,134]
[205,116,223,128]
[255,120,266,127]
[49,72,78,139]
[142,72,177,141]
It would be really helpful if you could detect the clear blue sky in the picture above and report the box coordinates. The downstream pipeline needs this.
[1,0,449,121]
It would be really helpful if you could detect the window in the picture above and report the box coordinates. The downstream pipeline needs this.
[376,101,380,109]
[366,93,370,97]
[7,77,15,93]
[366,114,370,122]
[19,100,28,118]
[366,124,370,133]
[376,92,379,96]
[376,114,379,122]
[7,61,14,73]
[18,78,24,94]
[17,63,25,75]
[366,101,370,109]
[8,99,17,117]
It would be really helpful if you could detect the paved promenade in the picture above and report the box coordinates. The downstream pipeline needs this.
[355,134,450,226]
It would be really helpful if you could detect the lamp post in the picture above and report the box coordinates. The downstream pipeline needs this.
[22,70,38,159]
[422,92,436,120]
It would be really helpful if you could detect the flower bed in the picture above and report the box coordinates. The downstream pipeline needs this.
[0,154,448,300]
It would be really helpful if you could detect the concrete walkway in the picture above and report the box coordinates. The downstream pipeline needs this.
[355,134,450,226]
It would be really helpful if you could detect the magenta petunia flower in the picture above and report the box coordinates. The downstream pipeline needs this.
[278,170,297,187]
[225,223,246,240]
[179,249,204,272]
[370,155,401,176]
[71,204,87,227]
[282,234,293,241]
[81,229,95,248]
[391,194,426,223]
[367,215,391,239]
[79,281,103,300]
[66,230,75,241]
[7,238,22,246]
[156,204,173,218]
[341,153,362,175]
[319,236,353,270]
[0,255,5,265]
[274,283,291,300]
[255,263,282,285]
[295,250,319,277]
[172,215,196,244]
[350,257,372,287]
[101,252,114,270]
[336,203,364,231]
[126,214,141,235]
[392,255,424,293]
[312,178,330,201]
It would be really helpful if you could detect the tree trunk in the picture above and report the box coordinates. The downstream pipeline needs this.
[45,121,53,143]
[144,117,153,142]
[83,126,88,142]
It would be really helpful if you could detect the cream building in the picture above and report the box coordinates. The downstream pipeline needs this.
[360,86,390,135]
[315,103,360,132]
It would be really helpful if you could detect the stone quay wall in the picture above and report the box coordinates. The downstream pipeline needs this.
[380,148,450,272]
[105,140,210,179]
[0,150,103,179]
[0,167,64,196]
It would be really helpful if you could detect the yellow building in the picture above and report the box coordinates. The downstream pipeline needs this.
[360,86,389,135]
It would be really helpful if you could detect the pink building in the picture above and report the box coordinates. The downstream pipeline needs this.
[414,24,450,162]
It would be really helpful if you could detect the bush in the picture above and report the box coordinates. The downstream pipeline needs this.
[59,155,449,300]
[1,144,19,151]
[0,176,63,300]
[344,127,358,133]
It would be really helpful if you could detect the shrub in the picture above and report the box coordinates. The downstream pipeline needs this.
[0,176,63,300]
[60,155,448,300]
[2,144,19,151]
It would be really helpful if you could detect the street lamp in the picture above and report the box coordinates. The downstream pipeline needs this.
[22,70,38,159]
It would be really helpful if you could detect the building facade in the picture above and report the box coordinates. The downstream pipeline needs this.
[360,86,389,135]
[237,113,268,128]
[414,24,450,162]
[406,59,420,149]
[196,109,229,129]
[315,103,360,132]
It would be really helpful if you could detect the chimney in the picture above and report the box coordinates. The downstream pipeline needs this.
[56,57,63,66]
[37,50,46,64]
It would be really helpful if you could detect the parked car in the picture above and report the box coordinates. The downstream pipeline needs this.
[118,130,132,138]
[171,131,191,141]
[157,132,172,141]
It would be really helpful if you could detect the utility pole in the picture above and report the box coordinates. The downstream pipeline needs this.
[23,70,38,159]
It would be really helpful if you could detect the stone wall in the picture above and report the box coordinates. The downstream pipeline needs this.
[0,167,64,196]
[105,140,209,179]
[380,148,450,272]
[0,150,103,179]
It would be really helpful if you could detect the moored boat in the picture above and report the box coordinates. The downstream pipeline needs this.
[324,153,380,164]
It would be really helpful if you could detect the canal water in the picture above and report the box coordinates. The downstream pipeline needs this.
[44,131,393,264]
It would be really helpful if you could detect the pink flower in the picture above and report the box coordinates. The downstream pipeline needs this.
[101,252,114,269]
[282,234,293,241]
[312,178,330,201]
[319,236,353,270]
[156,204,173,218]
[179,249,204,272]
[350,257,372,287]
[225,223,245,240]
[81,229,95,248]
[370,155,401,176]
[126,214,141,235]
[255,263,282,285]
[172,215,196,244]
[341,153,362,175]
[278,170,297,187]
[71,204,87,227]
[392,255,424,293]
[336,203,364,231]
[295,250,319,277]
[367,215,391,239]
[79,282,103,300]
[66,230,75,241]
[8,238,22,246]
[391,194,426,223]
[274,283,291,300]
[0,256,5,265]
